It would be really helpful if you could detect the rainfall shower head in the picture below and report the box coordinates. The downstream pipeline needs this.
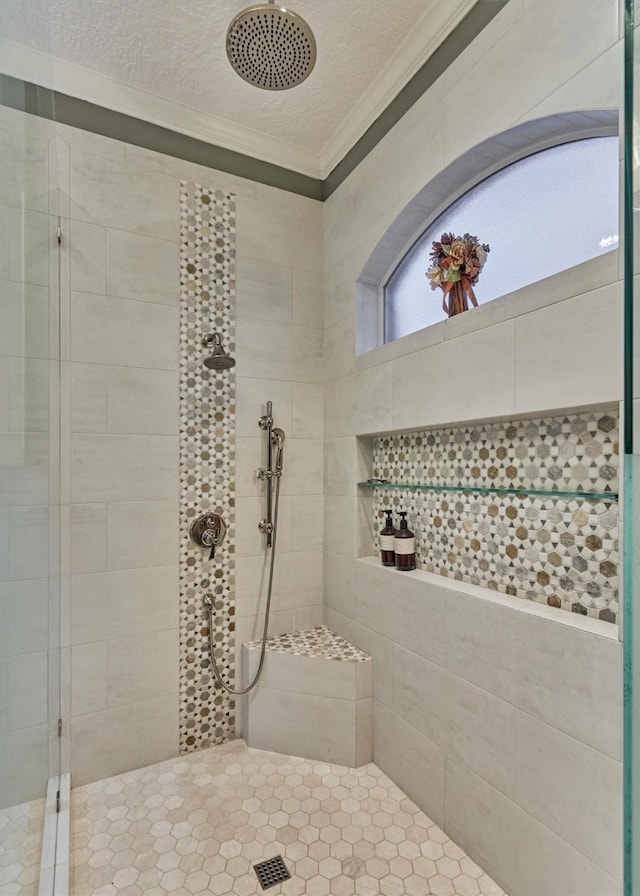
[226,0,317,91]
[202,333,236,371]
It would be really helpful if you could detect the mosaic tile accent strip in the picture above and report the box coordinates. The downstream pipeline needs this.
[68,740,507,896]
[245,626,371,662]
[179,183,236,752]
[371,411,619,623]
[373,411,618,493]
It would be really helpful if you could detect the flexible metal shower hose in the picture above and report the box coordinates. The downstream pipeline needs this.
[206,469,282,696]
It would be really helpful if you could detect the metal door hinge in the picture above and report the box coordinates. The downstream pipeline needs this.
[56,224,61,245]
[56,790,60,813]
[57,718,62,737]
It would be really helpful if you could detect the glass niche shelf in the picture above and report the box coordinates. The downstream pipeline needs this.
[357,480,619,503]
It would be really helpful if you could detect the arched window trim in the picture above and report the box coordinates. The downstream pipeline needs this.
[355,111,619,355]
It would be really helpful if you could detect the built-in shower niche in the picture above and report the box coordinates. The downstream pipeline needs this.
[359,408,619,623]
[241,627,373,766]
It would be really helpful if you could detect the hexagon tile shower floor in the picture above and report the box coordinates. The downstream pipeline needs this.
[68,740,507,895]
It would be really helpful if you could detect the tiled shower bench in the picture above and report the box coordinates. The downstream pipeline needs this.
[241,626,373,766]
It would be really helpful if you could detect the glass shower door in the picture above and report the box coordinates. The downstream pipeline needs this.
[625,1,640,892]
[0,73,62,894]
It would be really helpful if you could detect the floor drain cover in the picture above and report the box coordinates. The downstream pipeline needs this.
[254,855,291,890]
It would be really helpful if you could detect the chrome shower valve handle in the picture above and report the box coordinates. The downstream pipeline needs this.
[190,513,226,560]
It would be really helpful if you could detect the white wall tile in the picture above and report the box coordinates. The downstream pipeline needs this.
[7,650,48,730]
[70,693,178,786]
[387,572,445,667]
[243,646,369,700]
[8,208,51,287]
[69,221,106,295]
[70,292,178,370]
[511,612,622,760]
[70,149,179,241]
[71,565,178,644]
[291,604,323,630]
[324,315,356,383]
[107,229,179,306]
[123,143,258,199]
[289,495,323,552]
[9,357,50,433]
[514,709,622,880]
[243,686,364,767]
[324,551,354,618]
[374,701,445,828]
[70,433,178,503]
[106,500,179,570]
[445,757,621,896]
[71,641,107,717]
[324,438,357,497]
[70,363,107,433]
[292,382,323,439]
[514,285,623,413]
[0,128,49,214]
[324,495,357,557]
[8,505,48,580]
[106,367,178,435]
[107,629,178,707]
[391,645,449,746]
[236,318,323,383]
[323,376,355,440]
[0,658,6,731]
[293,268,324,329]
[279,439,323,496]
[0,282,49,360]
[56,121,125,161]
[0,579,48,659]
[70,503,107,575]
[443,677,517,799]
[236,194,322,274]
[444,590,519,704]
[391,321,515,432]
[236,256,292,322]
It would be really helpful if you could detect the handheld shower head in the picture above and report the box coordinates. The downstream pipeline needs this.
[202,333,236,371]
[272,427,285,470]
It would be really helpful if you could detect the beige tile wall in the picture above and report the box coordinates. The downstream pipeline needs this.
[52,119,324,783]
[321,2,624,894]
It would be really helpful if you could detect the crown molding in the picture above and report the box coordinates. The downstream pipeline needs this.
[318,0,477,176]
[0,38,323,178]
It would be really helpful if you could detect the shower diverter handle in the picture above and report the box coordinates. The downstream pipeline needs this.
[190,513,226,560]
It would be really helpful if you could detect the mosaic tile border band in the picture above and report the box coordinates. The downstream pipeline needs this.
[371,411,619,623]
[179,183,237,752]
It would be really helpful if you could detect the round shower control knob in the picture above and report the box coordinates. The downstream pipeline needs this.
[190,513,226,558]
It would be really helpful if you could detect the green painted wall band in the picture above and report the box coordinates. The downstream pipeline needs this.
[0,1,509,201]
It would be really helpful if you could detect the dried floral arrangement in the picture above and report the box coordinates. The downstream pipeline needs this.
[426,232,490,317]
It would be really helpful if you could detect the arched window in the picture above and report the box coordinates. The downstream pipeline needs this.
[383,136,619,343]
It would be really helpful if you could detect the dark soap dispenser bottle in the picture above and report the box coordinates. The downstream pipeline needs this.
[394,511,416,571]
[380,509,396,567]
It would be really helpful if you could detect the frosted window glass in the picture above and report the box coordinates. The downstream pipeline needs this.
[384,137,619,343]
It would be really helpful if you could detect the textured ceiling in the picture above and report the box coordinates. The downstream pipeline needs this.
[2,0,467,166]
